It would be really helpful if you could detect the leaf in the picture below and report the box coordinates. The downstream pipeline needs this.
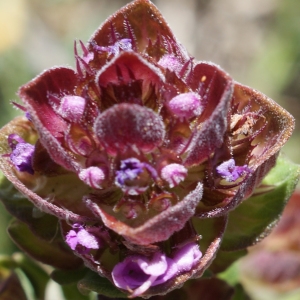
[51,267,88,286]
[89,0,188,63]
[150,277,234,300]
[209,249,247,274]
[86,183,203,245]
[221,154,300,251]
[78,270,127,298]
[18,67,80,172]
[0,175,58,242]
[13,253,49,300]
[217,260,240,287]
[231,284,251,300]
[184,62,233,167]
[61,283,92,300]
[8,218,82,270]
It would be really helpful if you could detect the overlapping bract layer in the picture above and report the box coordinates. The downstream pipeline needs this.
[0,0,295,298]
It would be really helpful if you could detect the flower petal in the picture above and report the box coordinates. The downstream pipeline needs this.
[18,67,80,172]
[184,62,234,166]
[97,51,164,90]
[89,0,189,66]
[232,83,295,169]
[85,183,203,245]
[173,242,202,273]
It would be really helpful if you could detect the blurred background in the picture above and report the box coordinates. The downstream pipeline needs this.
[0,0,299,299]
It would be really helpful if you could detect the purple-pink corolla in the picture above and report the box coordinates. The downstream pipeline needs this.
[66,223,101,253]
[216,158,251,182]
[0,0,295,298]
[112,242,201,297]
[7,134,34,175]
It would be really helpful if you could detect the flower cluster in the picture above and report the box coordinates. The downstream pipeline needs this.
[0,0,295,298]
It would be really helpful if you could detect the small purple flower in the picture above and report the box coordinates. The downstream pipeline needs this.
[112,252,178,297]
[216,158,251,182]
[8,134,34,174]
[112,243,201,297]
[58,95,86,123]
[115,158,157,195]
[173,242,202,273]
[79,166,105,189]
[93,38,133,56]
[115,158,144,185]
[66,223,101,253]
[158,54,182,73]
[168,92,203,120]
[161,163,188,188]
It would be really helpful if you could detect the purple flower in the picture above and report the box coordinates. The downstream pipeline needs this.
[216,158,251,182]
[112,242,201,297]
[58,95,86,123]
[8,134,34,174]
[93,38,133,56]
[168,92,203,120]
[79,166,106,189]
[115,158,157,195]
[158,54,182,73]
[66,224,101,253]
[160,163,188,188]
[173,242,202,272]
[112,252,177,297]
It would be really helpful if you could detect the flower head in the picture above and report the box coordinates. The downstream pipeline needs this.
[0,0,296,298]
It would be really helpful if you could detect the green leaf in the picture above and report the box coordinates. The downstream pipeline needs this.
[78,270,127,298]
[51,267,88,285]
[61,283,93,300]
[221,154,300,251]
[13,253,49,300]
[231,284,251,300]
[0,255,17,270]
[7,218,82,270]
[193,216,228,252]
[0,175,58,242]
[217,260,240,286]
[209,249,247,274]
